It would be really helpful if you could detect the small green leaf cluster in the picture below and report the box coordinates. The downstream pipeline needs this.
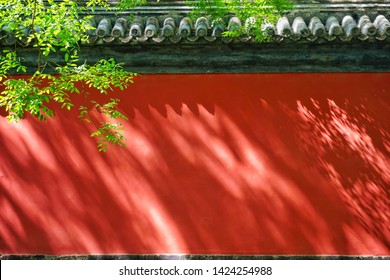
[190,0,293,41]
[80,98,128,152]
[85,0,147,11]
[91,122,126,152]
[116,0,147,10]
[1,74,54,121]
[0,50,26,82]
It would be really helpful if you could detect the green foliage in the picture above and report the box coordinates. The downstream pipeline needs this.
[0,75,54,121]
[0,51,26,82]
[116,0,147,10]
[0,0,136,151]
[190,0,293,41]
[85,0,110,9]
[80,98,128,152]
[0,0,92,54]
[0,0,293,151]
[84,0,147,11]
[91,122,126,152]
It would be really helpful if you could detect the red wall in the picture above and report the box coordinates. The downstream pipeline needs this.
[0,73,389,255]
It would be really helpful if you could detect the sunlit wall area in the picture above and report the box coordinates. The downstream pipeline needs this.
[0,73,389,255]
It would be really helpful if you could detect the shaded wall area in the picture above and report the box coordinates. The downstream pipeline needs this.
[0,73,389,255]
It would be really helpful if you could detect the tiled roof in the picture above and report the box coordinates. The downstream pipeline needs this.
[84,14,390,45]
[1,0,390,46]
[2,1,390,73]
[1,14,389,46]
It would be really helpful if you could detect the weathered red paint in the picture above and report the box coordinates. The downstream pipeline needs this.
[0,73,389,255]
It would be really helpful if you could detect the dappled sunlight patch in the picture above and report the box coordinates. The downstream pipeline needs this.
[146,206,187,253]
[1,73,389,255]
[295,97,390,247]
[0,198,27,250]
[0,118,54,170]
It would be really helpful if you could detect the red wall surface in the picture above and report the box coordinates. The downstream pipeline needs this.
[0,73,389,255]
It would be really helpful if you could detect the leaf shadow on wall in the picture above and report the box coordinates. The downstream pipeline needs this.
[0,73,389,255]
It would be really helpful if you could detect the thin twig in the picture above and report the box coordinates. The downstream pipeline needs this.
[31,0,38,29]
[82,82,100,131]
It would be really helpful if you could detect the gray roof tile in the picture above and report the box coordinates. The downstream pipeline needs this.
[1,1,390,46]
[73,14,390,45]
